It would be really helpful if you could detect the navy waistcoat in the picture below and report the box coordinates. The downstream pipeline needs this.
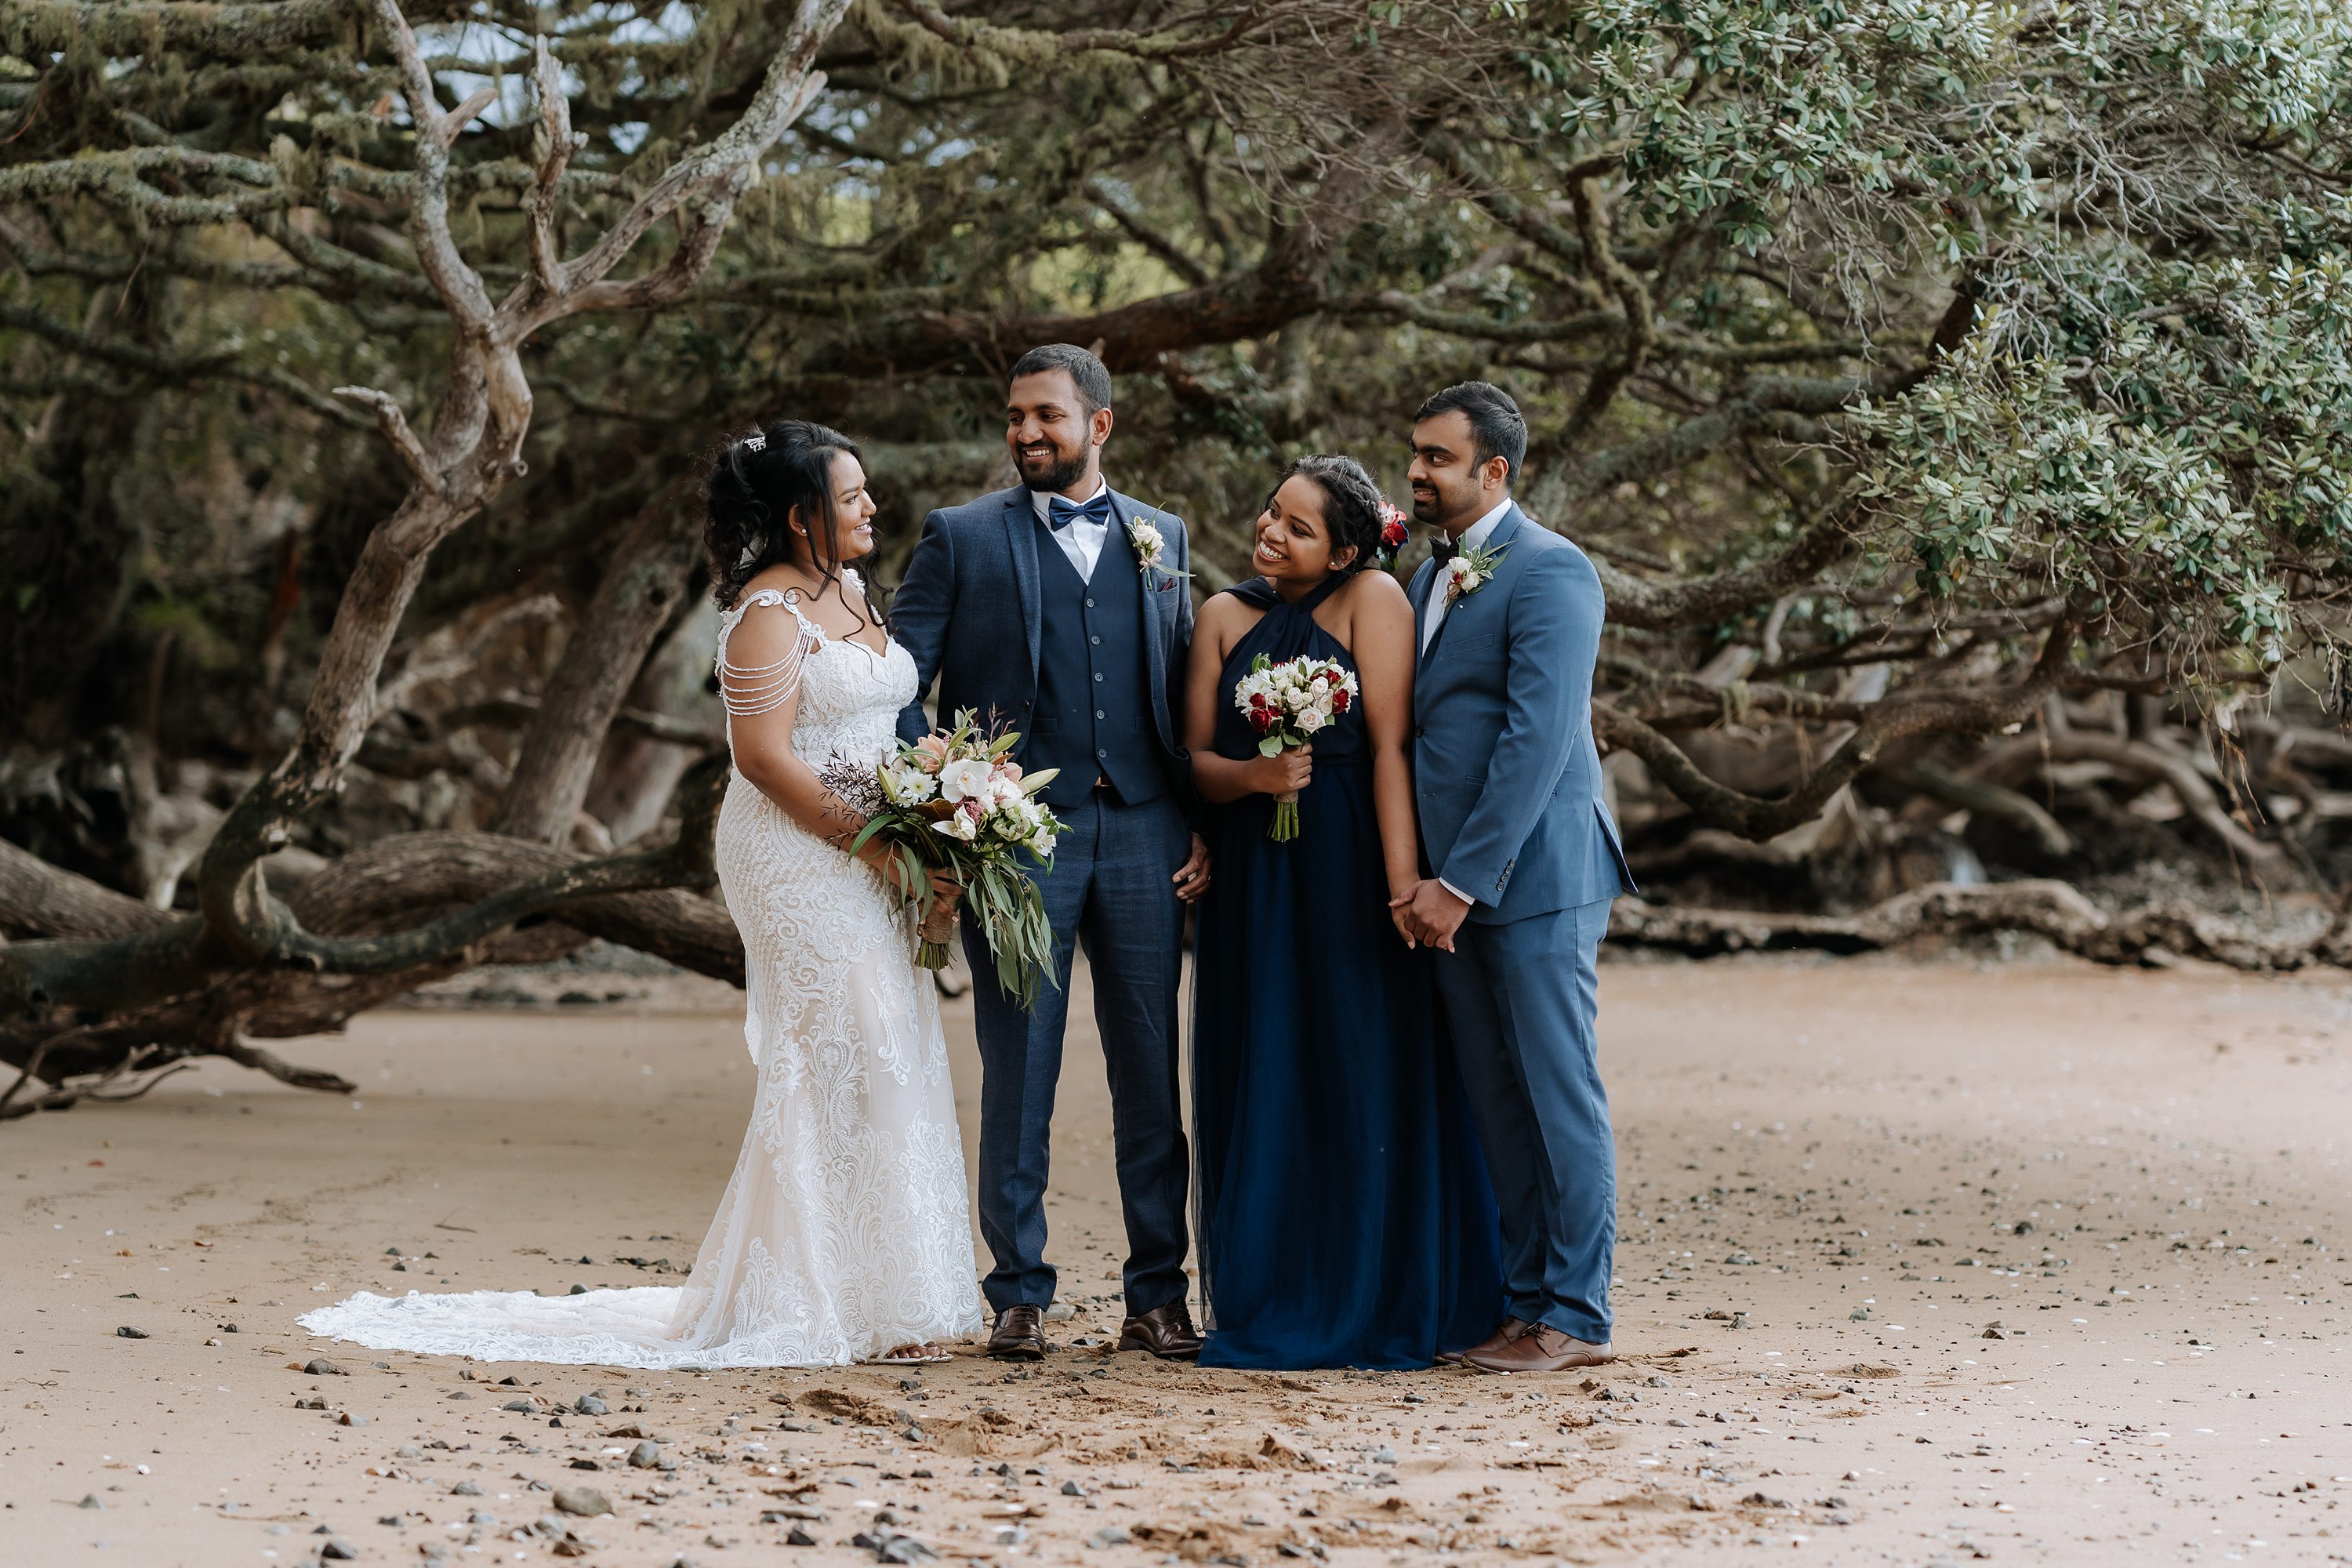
[1027,521,1163,811]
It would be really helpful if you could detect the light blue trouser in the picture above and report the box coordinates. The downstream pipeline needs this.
[1433,897,1617,1342]
[964,791,1191,1316]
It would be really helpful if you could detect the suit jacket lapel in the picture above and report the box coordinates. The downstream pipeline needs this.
[1003,489,1043,684]
[1420,503,1528,676]
[1408,558,1436,720]
[1107,489,1173,750]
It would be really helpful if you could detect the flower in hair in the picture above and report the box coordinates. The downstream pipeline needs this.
[1375,500,1410,571]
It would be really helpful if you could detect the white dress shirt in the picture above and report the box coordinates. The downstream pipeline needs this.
[1032,477,1112,579]
[1422,495,1514,907]
[1419,495,1514,654]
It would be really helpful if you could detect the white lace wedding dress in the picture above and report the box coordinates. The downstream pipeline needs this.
[301,581,984,1367]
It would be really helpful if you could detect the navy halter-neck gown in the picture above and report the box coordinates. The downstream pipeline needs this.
[1190,574,1503,1369]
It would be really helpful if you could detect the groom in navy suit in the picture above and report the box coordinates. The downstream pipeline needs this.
[1393,381,1635,1373]
[891,343,1214,1362]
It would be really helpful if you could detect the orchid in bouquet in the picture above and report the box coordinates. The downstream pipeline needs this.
[833,712,1065,1005]
[1232,652,1359,842]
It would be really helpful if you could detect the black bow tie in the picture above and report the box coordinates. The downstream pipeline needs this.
[1046,492,1113,533]
[1429,535,1459,568]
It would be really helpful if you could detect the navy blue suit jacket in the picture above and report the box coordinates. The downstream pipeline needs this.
[1406,504,1634,924]
[890,485,1194,790]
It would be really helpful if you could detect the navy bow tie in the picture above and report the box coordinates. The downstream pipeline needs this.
[1046,492,1113,533]
[1429,535,1459,568]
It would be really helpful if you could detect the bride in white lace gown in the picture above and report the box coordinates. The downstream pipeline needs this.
[302,423,983,1367]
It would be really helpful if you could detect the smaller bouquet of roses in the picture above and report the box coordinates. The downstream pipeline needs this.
[1232,652,1359,841]
[828,712,1065,1004]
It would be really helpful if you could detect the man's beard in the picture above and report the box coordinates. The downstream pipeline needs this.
[1018,445,1092,495]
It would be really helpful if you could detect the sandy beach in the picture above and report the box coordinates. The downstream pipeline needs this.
[4,953,2347,1566]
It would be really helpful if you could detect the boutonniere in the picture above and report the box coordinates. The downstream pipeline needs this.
[1127,510,1191,590]
[1442,539,1507,602]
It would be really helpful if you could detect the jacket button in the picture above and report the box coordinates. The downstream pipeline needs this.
[1091,635,1101,644]
[1094,672,1104,683]
[1085,598,1095,608]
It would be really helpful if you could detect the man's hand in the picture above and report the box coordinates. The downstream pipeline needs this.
[1172,833,1213,904]
[1388,878,1472,952]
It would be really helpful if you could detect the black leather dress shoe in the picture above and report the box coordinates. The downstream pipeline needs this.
[1117,1300,1204,1360]
[987,1304,1046,1360]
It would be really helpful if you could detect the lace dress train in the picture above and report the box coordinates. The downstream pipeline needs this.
[299,582,983,1367]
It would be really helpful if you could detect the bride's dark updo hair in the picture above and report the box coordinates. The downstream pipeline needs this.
[1271,454,1390,575]
[705,419,878,615]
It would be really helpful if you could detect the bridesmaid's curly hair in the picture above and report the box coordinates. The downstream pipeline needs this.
[1269,454,1392,576]
[705,419,880,619]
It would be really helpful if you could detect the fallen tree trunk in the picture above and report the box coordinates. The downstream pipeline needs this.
[0,837,172,941]
[2,763,742,1109]
[1609,880,2350,971]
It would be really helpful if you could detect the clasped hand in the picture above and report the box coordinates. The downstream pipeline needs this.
[1388,877,1471,953]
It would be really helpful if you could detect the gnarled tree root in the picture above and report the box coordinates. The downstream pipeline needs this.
[1610,880,2349,971]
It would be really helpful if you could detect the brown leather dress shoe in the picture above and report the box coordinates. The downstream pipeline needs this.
[986,1304,1047,1361]
[1116,1300,1203,1360]
[1462,1323,1611,1374]
[1436,1316,1528,1365]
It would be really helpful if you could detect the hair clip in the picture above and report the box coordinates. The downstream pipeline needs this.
[742,430,768,453]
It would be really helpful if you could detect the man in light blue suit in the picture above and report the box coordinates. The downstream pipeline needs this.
[1392,382,1636,1374]
[890,344,1214,1363]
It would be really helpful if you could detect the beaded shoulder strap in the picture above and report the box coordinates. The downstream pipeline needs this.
[716,589,821,719]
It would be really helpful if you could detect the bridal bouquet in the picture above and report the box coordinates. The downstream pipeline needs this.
[1233,652,1358,842]
[825,713,1065,1004]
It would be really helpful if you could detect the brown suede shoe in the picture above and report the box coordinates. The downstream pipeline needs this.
[1462,1323,1611,1374]
[1116,1300,1204,1360]
[1436,1316,1529,1366]
[986,1304,1047,1361]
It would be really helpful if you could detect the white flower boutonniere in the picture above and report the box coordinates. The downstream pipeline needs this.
[1127,510,1192,589]
[1442,539,1508,603]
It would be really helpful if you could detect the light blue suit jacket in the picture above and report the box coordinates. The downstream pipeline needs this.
[888,485,1193,789]
[1407,503,1634,924]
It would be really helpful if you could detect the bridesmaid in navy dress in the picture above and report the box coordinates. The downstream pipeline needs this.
[1182,455,1503,1369]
